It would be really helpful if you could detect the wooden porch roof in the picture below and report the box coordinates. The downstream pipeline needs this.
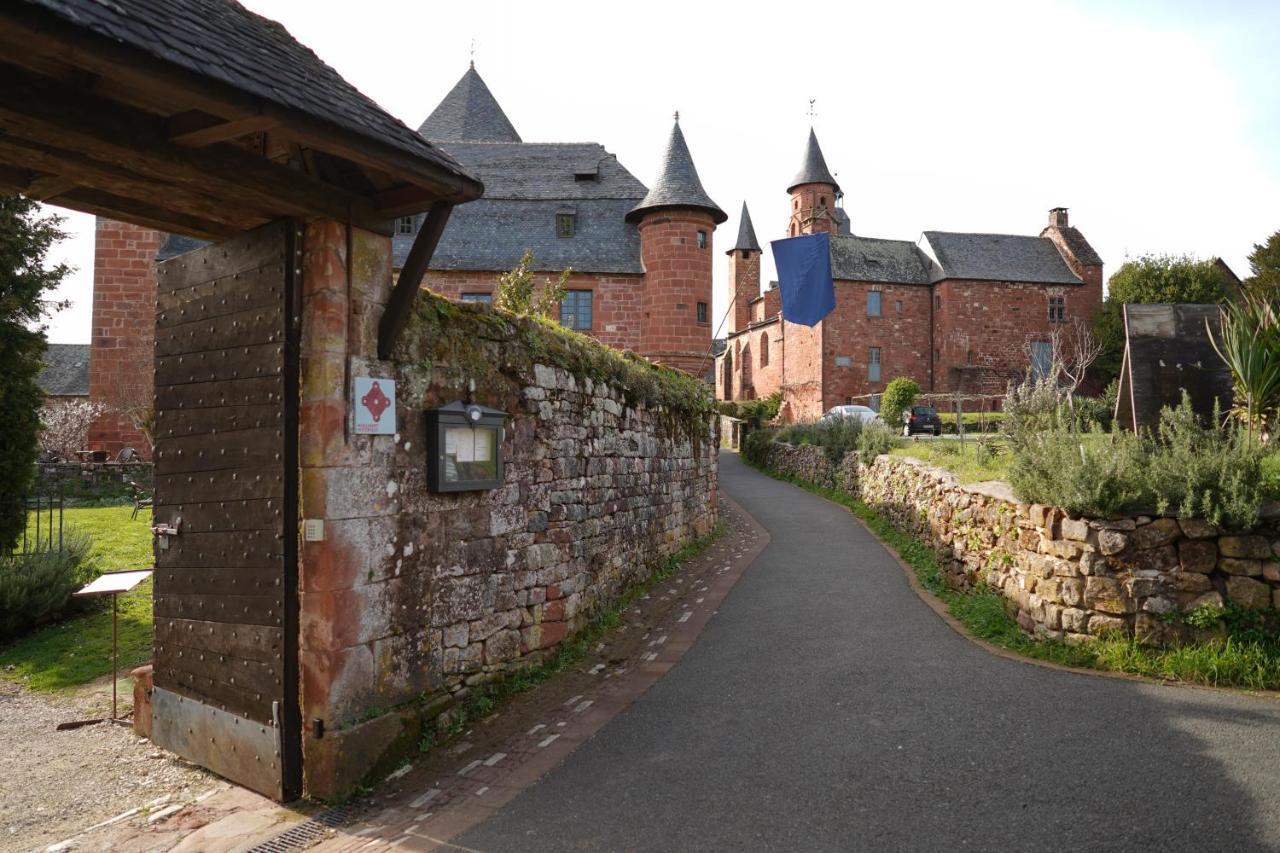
[0,0,484,239]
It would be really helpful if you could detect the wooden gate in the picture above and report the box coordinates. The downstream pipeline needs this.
[148,220,302,800]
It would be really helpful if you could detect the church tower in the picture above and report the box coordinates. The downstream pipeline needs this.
[787,129,841,236]
[627,117,726,375]
[728,202,761,334]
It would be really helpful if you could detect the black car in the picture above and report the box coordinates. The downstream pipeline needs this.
[902,405,942,436]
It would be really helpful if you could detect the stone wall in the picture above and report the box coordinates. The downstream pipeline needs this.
[299,249,718,797]
[756,444,1280,644]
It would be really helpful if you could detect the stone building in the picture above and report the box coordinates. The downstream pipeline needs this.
[402,64,725,375]
[716,130,1104,421]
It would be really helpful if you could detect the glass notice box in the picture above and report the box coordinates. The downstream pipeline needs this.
[426,401,507,492]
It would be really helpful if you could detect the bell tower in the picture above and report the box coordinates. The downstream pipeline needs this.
[787,128,840,237]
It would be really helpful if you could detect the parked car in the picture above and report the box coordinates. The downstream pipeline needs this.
[902,405,943,436]
[822,405,881,425]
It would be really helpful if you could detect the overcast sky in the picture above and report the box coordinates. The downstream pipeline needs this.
[42,0,1280,343]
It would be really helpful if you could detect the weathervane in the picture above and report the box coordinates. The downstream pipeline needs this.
[807,98,817,119]
[673,110,680,122]
[469,38,476,68]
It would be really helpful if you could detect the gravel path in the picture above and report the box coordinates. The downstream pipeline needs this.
[0,678,215,852]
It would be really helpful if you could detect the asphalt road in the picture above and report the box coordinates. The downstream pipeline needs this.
[459,451,1280,852]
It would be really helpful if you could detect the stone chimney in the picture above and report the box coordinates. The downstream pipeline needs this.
[1048,207,1069,228]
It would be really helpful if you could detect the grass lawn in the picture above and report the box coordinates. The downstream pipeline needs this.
[890,438,1012,484]
[0,505,154,692]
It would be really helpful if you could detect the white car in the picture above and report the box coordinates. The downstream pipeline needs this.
[821,405,882,424]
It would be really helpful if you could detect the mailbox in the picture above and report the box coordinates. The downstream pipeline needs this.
[426,401,507,492]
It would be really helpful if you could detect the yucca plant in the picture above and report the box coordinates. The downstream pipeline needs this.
[1208,291,1280,447]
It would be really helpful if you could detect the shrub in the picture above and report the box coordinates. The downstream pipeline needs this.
[0,532,96,640]
[741,427,775,467]
[776,417,864,466]
[880,377,920,425]
[857,421,899,462]
[1144,397,1267,530]
[737,392,782,430]
[1007,426,1151,517]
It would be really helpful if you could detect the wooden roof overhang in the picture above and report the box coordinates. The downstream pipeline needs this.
[0,4,484,240]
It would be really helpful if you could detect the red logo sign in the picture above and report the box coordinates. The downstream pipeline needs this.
[360,381,391,423]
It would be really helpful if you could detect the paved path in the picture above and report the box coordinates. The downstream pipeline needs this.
[457,452,1280,852]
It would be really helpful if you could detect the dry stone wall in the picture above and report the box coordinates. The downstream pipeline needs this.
[759,444,1280,644]
[299,267,717,796]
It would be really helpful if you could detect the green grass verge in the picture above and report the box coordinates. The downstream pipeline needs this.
[890,440,1012,484]
[419,520,728,755]
[1,505,154,691]
[749,460,1280,692]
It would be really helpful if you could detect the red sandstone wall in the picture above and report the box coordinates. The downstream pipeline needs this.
[788,182,840,237]
[421,269,645,353]
[780,318,824,421]
[636,210,716,374]
[88,218,160,458]
[728,249,760,334]
[821,281,932,411]
[932,280,1100,395]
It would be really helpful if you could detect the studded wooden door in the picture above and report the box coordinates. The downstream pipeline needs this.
[148,220,302,800]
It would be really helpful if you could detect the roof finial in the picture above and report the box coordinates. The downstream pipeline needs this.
[673,110,680,123]
[469,38,475,68]
[807,98,817,120]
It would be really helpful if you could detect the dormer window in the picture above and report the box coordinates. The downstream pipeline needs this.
[557,213,576,238]
[396,216,414,235]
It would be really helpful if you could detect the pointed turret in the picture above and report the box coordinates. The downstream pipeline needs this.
[787,128,839,194]
[418,64,521,143]
[728,203,761,334]
[787,129,841,237]
[627,119,726,224]
[728,202,761,254]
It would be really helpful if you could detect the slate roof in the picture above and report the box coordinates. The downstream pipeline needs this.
[830,235,939,284]
[38,344,90,396]
[627,121,726,224]
[396,142,648,273]
[789,128,840,193]
[922,232,1083,284]
[1047,226,1103,267]
[24,0,470,179]
[729,203,761,253]
[418,65,522,143]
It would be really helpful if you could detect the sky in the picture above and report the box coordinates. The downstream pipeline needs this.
[41,0,1280,343]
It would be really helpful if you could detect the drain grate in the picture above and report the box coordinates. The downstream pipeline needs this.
[248,802,357,852]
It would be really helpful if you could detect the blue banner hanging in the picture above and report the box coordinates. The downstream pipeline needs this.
[771,232,835,327]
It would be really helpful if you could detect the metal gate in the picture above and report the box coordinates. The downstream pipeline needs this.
[149,220,302,800]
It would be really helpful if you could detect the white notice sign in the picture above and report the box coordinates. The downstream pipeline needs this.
[354,377,396,435]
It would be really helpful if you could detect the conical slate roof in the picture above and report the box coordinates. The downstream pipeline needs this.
[626,120,726,224]
[788,128,839,193]
[728,202,761,253]
[418,64,522,142]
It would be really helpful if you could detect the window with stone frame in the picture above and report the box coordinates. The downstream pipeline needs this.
[868,346,882,382]
[1048,295,1066,322]
[697,230,707,249]
[556,213,576,238]
[867,290,882,317]
[760,332,770,367]
[396,216,415,235]
[697,302,708,325]
[560,289,592,330]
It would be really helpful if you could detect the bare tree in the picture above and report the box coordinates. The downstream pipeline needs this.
[1053,318,1102,434]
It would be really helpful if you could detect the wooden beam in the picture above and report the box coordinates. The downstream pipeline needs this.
[23,173,79,201]
[0,62,387,232]
[167,111,279,147]
[48,187,237,240]
[0,134,266,231]
[378,201,453,360]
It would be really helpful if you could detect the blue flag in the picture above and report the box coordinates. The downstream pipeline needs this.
[771,233,835,327]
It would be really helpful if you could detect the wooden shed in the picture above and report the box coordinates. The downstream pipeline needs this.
[1115,304,1233,430]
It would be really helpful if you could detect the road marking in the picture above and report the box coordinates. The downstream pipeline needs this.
[458,760,482,776]
[574,700,593,713]
[475,786,489,796]
[410,789,442,808]
[483,752,506,766]
[538,734,560,747]
[678,611,692,622]
[527,723,546,735]
[564,694,583,706]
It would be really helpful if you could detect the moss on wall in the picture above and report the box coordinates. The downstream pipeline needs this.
[393,290,713,438]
